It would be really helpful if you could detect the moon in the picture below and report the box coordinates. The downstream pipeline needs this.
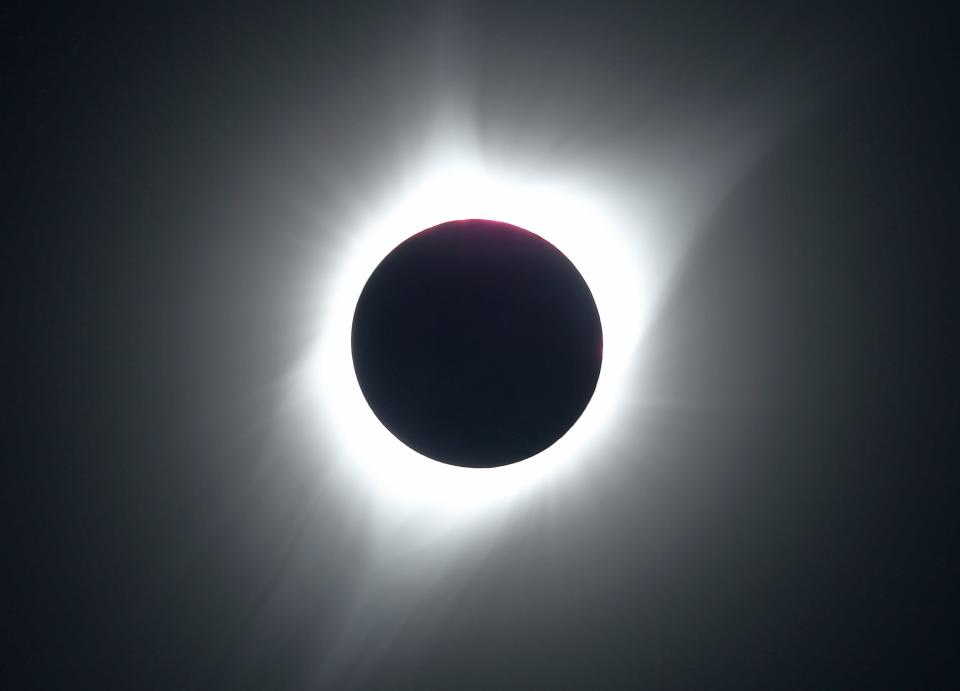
[351,219,603,468]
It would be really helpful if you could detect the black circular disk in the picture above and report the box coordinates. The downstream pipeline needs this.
[351,219,602,468]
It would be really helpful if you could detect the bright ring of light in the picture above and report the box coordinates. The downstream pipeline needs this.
[293,156,653,517]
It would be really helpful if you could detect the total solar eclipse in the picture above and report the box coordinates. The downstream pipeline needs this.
[351,219,603,468]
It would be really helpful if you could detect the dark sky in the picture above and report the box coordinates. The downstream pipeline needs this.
[10,3,958,689]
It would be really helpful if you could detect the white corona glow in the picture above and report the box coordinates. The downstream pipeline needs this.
[292,150,660,518]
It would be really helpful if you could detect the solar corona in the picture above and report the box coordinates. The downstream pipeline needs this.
[294,162,652,511]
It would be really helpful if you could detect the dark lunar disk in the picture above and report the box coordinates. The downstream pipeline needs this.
[351,219,603,468]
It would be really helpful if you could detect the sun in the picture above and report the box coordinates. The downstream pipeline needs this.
[291,152,655,518]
